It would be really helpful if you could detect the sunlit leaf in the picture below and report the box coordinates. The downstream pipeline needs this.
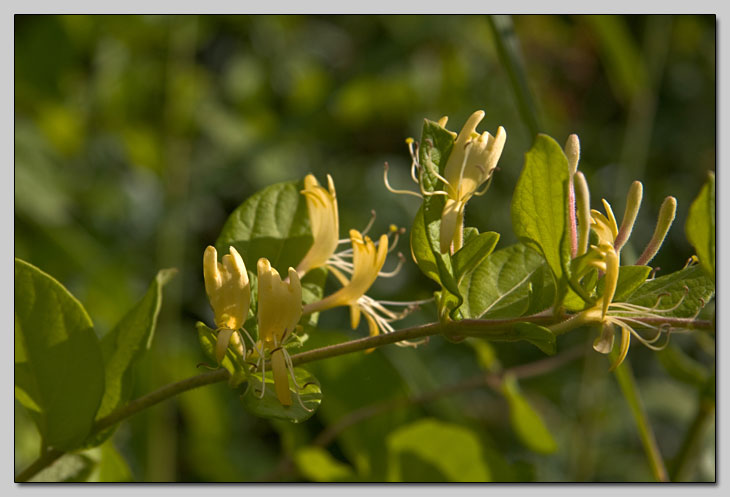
[386,418,491,482]
[511,134,570,283]
[452,231,500,285]
[89,268,177,446]
[29,441,132,482]
[15,259,104,451]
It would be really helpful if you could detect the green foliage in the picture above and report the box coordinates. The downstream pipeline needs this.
[216,180,312,273]
[511,134,571,287]
[15,259,105,451]
[90,268,177,445]
[625,266,715,318]
[502,375,557,454]
[386,418,491,482]
[196,322,248,387]
[460,243,553,319]
[452,231,500,286]
[685,172,715,281]
[241,368,322,423]
[596,265,652,302]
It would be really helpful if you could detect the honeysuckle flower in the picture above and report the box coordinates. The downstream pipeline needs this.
[296,174,339,277]
[203,245,250,362]
[439,111,507,253]
[257,258,302,407]
[561,172,680,370]
[383,111,506,254]
[303,229,388,317]
[301,228,419,343]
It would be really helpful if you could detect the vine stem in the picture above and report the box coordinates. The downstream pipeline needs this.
[612,354,669,482]
[17,314,710,481]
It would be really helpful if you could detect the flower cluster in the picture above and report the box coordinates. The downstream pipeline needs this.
[561,136,679,370]
[202,174,413,407]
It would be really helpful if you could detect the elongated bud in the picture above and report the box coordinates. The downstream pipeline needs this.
[574,172,591,256]
[564,134,580,175]
[636,196,677,266]
[614,181,643,252]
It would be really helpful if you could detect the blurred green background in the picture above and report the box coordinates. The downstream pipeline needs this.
[15,14,715,482]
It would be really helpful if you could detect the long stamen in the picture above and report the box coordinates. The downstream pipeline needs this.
[378,253,405,277]
[383,162,423,198]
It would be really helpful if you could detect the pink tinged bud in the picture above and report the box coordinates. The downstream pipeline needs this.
[574,172,591,256]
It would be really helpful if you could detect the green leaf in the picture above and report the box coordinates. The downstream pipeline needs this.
[460,243,554,319]
[15,259,105,451]
[511,134,570,283]
[241,367,322,423]
[685,171,715,281]
[624,265,714,318]
[196,322,247,386]
[89,268,177,445]
[29,441,132,482]
[386,418,491,482]
[294,446,356,482]
[216,180,312,274]
[452,231,500,285]
[502,375,557,454]
[507,322,557,356]
[595,265,652,302]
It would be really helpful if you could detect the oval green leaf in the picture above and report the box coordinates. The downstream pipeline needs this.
[15,258,105,451]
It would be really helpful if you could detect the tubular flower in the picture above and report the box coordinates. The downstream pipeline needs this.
[382,111,506,254]
[303,229,388,316]
[203,245,250,361]
[296,174,339,277]
[439,111,506,254]
[563,178,679,370]
[257,258,302,407]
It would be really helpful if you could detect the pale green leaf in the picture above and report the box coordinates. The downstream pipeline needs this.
[15,259,104,451]
[89,268,177,445]
[29,441,132,482]
[386,418,490,482]
[511,134,570,283]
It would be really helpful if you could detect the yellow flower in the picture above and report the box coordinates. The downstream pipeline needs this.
[257,258,302,406]
[382,111,506,254]
[203,245,250,331]
[297,174,339,276]
[439,111,506,253]
[302,229,388,317]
